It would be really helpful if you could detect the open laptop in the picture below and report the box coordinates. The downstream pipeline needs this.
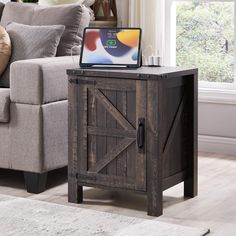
[79,27,142,68]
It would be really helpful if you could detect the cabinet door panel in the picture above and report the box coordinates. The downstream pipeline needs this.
[77,77,147,192]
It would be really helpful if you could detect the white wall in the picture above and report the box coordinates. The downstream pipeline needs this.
[198,90,236,155]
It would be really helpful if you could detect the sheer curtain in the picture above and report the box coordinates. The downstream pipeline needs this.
[116,0,130,27]
[117,0,165,61]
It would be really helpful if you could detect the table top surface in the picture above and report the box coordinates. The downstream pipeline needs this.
[67,66,197,80]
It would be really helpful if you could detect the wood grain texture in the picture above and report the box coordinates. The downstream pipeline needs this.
[135,80,147,191]
[126,91,136,179]
[78,173,136,190]
[163,92,187,157]
[146,79,163,217]
[95,89,107,174]
[184,72,198,197]
[106,90,118,176]
[67,67,197,80]
[68,76,82,203]
[77,82,88,176]
[70,77,147,191]
[88,88,97,170]
[94,79,136,91]
[116,91,127,177]
[87,127,136,139]
[162,82,185,178]
[89,138,135,173]
[90,88,134,130]
[68,68,198,217]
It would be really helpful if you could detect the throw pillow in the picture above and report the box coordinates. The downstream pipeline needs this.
[32,4,90,56]
[1,2,91,56]
[0,25,11,76]
[0,22,65,88]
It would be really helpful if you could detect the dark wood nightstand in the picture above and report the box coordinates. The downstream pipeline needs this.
[67,66,198,217]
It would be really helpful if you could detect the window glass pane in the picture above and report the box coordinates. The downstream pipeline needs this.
[176,1,234,83]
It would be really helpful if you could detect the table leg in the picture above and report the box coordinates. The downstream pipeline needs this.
[147,79,163,217]
[184,73,198,198]
[147,182,163,217]
[68,175,83,203]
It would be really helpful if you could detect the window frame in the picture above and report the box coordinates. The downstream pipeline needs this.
[165,0,236,91]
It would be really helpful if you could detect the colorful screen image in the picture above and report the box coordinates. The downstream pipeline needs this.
[80,28,141,66]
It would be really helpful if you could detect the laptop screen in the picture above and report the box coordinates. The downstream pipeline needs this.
[80,28,142,68]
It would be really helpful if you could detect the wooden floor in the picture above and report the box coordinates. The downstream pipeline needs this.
[0,152,236,235]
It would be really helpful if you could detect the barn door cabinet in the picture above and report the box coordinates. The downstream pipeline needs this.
[67,67,198,217]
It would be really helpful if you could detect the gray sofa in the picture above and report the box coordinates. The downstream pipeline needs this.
[0,2,90,193]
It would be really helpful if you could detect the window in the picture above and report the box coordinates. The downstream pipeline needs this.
[165,0,236,87]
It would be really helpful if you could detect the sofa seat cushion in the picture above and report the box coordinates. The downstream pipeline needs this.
[0,2,90,56]
[0,88,10,123]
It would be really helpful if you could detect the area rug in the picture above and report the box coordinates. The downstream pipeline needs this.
[0,194,209,236]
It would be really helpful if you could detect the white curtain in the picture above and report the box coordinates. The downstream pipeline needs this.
[117,0,165,60]
[116,0,130,27]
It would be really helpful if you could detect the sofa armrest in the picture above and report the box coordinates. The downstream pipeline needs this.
[10,56,79,105]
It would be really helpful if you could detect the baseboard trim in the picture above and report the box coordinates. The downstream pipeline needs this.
[198,135,236,155]
[199,88,236,105]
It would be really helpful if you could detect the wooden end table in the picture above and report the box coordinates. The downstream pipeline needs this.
[67,66,198,217]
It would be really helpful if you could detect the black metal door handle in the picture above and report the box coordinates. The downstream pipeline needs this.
[137,118,145,150]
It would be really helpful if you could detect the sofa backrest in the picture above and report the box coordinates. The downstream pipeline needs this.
[0,2,4,21]
[0,2,90,56]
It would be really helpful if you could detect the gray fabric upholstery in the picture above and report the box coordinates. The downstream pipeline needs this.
[0,121,9,168]
[0,101,68,173]
[0,2,90,56]
[33,4,90,56]
[43,100,68,171]
[0,56,77,173]
[0,2,90,177]
[10,56,79,105]
[0,2,36,27]
[0,103,43,172]
[0,23,65,88]
[0,88,10,123]
[0,2,4,21]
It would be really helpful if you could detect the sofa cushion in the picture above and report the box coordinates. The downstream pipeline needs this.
[0,2,4,21]
[0,25,11,76]
[0,88,10,123]
[0,2,90,56]
[0,22,65,88]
